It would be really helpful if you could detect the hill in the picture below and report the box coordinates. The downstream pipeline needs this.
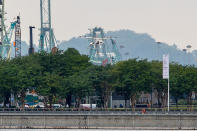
[58,30,197,66]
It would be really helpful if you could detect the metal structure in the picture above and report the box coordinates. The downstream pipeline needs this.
[0,0,8,58]
[14,16,21,57]
[0,0,5,47]
[110,39,121,64]
[29,26,35,55]
[39,0,56,52]
[1,21,18,59]
[0,0,19,59]
[84,27,121,66]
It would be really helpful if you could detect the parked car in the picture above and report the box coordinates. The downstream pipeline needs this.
[24,104,29,108]
[52,104,63,108]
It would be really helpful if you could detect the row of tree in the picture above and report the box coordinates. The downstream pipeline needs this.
[0,48,197,109]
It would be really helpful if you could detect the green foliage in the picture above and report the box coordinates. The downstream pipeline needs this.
[0,47,197,109]
[87,65,115,108]
[114,59,151,109]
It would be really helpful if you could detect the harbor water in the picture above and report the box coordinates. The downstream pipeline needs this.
[0,129,193,131]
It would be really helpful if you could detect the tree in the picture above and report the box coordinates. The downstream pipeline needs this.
[170,63,185,108]
[84,65,115,108]
[11,56,42,108]
[36,72,63,108]
[150,61,167,108]
[0,59,19,107]
[59,48,91,77]
[180,66,197,108]
[69,70,93,108]
[114,59,151,110]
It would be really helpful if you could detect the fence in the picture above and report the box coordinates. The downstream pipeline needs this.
[1,106,197,113]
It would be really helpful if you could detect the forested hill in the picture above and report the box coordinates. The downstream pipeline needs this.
[58,30,197,66]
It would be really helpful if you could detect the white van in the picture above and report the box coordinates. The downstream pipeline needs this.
[80,104,96,110]
[52,104,62,108]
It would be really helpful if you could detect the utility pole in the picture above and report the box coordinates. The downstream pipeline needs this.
[39,0,56,52]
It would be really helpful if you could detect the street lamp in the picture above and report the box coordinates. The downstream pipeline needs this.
[183,49,187,52]
[186,45,192,50]
[186,45,192,65]
[183,49,187,65]
[156,42,162,60]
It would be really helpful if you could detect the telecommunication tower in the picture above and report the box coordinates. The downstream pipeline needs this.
[39,0,56,52]
[83,27,121,66]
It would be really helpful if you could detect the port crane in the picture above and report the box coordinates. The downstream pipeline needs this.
[0,0,21,59]
[0,21,16,58]
[0,18,21,59]
[39,0,57,52]
[82,27,121,66]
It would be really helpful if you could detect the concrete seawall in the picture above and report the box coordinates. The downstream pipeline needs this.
[0,112,197,129]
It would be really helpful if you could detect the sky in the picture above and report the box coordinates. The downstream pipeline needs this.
[5,0,197,50]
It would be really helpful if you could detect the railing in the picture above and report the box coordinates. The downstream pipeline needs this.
[0,106,197,114]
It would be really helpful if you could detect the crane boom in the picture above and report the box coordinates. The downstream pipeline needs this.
[1,21,17,58]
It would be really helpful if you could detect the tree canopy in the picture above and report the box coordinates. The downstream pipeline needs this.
[0,48,197,109]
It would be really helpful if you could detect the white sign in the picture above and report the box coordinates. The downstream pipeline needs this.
[163,54,169,79]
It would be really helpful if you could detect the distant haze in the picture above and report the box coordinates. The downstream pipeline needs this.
[5,0,197,50]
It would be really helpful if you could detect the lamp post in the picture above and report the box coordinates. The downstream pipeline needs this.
[183,49,187,65]
[156,42,162,60]
[186,45,192,65]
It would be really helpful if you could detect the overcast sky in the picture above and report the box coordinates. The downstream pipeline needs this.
[6,0,197,50]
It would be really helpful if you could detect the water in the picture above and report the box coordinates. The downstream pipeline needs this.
[3,129,175,131]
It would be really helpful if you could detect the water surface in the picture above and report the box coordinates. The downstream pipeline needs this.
[0,129,190,131]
